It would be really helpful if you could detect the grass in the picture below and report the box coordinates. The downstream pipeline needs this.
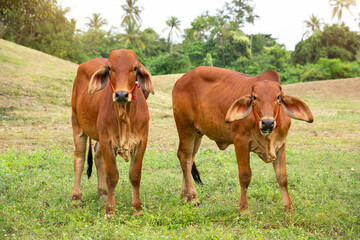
[0,39,359,239]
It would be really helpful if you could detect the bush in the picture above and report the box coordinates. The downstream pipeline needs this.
[146,51,192,75]
[349,59,360,77]
[318,58,351,79]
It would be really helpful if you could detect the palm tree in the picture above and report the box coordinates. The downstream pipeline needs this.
[303,14,323,39]
[211,10,232,65]
[85,13,108,30]
[330,0,356,24]
[121,0,142,27]
[163,16,181,53]
[120,20,145,52]
[190,16,208,41]
[356,12,360,29]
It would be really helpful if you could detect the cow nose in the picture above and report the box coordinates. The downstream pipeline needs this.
[114,91,128,103]
[261,119,274,130]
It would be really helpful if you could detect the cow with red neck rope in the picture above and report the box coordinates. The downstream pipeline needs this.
[71,49,154,216]
[172,66,313,213]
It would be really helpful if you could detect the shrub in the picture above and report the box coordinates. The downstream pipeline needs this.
[318,58,351,79]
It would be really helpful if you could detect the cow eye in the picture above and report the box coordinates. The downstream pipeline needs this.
[253,96,258,101]
[276,95,281,101]
[107,66,111,71]
[133,67,138,72]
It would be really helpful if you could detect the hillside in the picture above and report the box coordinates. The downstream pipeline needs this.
[0,39,359,153]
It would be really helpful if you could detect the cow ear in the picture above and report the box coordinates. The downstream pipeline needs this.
[225,95,252,123]
[137,62,154,99]
[282,94,314,123]
[88,66,110,95]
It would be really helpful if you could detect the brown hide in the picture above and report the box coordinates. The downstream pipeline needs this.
[172,66,313,212]
[71,49,154,216]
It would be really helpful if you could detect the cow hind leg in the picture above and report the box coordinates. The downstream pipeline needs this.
[177,130,200,205]
[71,115,88,202]
[94,142,107,199]
[191,134,203,185]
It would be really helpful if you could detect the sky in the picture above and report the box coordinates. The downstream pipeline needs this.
[60,0,360,50]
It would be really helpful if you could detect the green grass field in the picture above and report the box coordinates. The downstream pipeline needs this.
[0,39,359,239]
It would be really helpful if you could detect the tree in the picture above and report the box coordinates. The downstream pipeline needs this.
[330,0,356,24]
[121,0,142,27]
[225,0,258,28]
[250,33,277,54]
[210,9,232,65]
[189,16,208,41]
[292,24,360,64]
[303,14,323,39]
[119,20,145,52]
[356,12,360,29]
[0,0,80,61]
[85,13,108,30]
[163,16,181,53]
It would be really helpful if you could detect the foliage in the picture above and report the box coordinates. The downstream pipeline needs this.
[250,33,277,54]
[1,0,78,61]
[85,13,108,30]
[163,16,181,53]
[146,50,192,75]
[292,24,360,65]
[303,14,323,39]
[317,58,352,79]
[121,0,142,27]
[330,0,357,24]
[1,0,359,83]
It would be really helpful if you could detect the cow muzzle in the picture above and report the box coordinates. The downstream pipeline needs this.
[260,118,275,136]
[113,91,129,104]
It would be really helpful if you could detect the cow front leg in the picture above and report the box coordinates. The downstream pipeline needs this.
[94,142,107,199]
[71,116,87,202]
[273,144,293,212]
[234,140,251,213]
[129,140,146,216]
[100,142,119,216]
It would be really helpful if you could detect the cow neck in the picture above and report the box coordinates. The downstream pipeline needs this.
[252,103,281,129]
[109,76,140,101]
[112,101,132,163]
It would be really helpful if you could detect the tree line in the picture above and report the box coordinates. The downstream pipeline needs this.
[1,0,360,82]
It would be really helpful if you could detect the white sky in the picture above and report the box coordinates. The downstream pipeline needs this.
[60,0,359,50]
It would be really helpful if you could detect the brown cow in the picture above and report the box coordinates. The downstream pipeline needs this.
[172,66,313,212]
[71,49,154,216]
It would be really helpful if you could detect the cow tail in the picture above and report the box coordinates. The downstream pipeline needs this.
[191,162,203,185]
[87,138,93,179]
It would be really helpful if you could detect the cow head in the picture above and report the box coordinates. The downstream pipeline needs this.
[88,49,154,104]
[225,80,313,136]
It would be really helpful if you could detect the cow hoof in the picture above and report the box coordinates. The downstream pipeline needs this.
[132,208,144,217]
[98,189,108,200]
[105,212,115,219]
[239,204,250,216]
[239,208,251,216]
[182,197,200,207]
[284,204,294,213]
[71,195,81,201]
[191,199,201,207]
[105,205,116,217]
[71,195,82,206]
